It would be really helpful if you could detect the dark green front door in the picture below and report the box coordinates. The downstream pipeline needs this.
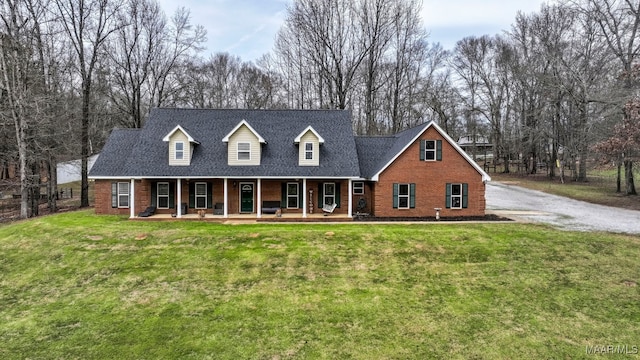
[240,183,254,213]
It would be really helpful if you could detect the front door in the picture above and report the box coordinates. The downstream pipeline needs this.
[240,183,254,213]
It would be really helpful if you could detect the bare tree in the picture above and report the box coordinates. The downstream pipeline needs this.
[148,7,205,108]
[286,0,369,110]
[0,0,32,218]
[569,0,640,189]
[0,0,63,218]
[55,0,122,207]
[107,0,165,128]
[382,0,430,134]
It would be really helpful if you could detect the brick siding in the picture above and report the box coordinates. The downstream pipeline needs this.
[373,127,486,218]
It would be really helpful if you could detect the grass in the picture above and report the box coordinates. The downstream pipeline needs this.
[1,211,640,359]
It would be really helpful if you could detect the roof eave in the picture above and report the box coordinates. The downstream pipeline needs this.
[370,122,491,182]
[221,119,266,143]
[162,124,197,143]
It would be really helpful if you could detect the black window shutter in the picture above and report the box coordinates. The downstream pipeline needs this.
[392,183,399,208]
[111,182,117,208]
[410,183,416,208]
[419,140,425,161]
[151,182,157,207]
[169,182,175,209]
[436,140,442,161]
[318,183,323,206]
[298,182,303,206]
[462,183,468,208]
[281,182,287,208]
[207,182,213,209]
[335,183,341,207]
[445,183,452,209]
[188,182,195,208]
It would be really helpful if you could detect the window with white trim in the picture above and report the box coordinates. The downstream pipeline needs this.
[237,142,250,160]
[353,182,364,195]
[393,183,415,209]
[175,141,184,160]
[397,184,410,209]
[450,183,462,209]
[304,142,313,160]
[157,182,170,209]
[287,182,299,209]
[195,182,207,209]
[323,182,335,206]
[424,140,436,161]
[116,182,129,208]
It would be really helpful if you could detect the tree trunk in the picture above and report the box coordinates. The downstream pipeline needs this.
[616,159,622,193]
[30,161,40,217]
[503,154,510,174]
[18,128,28,219]
[81,81,91,208]
[47,156,58,213]
[625,160,637,195]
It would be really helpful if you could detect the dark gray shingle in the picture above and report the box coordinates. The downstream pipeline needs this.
[355,122,430,178]
[93,109,361,178]
[89,129,140,177]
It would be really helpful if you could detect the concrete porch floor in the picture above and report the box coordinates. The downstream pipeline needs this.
[132,212,353,223]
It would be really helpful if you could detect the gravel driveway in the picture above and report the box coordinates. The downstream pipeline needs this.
[486,182,640,234]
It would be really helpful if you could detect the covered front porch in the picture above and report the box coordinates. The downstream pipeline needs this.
[131,212,354,222]
[126,177,361,220]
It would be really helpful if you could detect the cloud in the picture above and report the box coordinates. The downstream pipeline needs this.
[158,0,288,60]
[421,0,551,49]
[422,0,547,28]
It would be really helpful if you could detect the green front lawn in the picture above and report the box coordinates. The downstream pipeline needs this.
[1,211,639,359]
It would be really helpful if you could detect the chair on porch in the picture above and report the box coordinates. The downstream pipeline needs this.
[322,203,337,216]
[213,203,224,215]
[138,206,156,218]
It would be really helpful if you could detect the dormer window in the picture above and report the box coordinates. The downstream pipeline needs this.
[295,126,324,166]
[222,120,265,166]
[305,143,313,160]
[175,142,184,160]
[162,125,199,166]
[237,142,251,161]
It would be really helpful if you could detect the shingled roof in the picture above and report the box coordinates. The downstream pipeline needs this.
[89,128,141,178]
[355,121,491,182]
[354,122,430,179]
[89,108,361,178]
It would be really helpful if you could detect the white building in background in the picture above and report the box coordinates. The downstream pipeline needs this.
[457,135,493,161]
[56,154,100,185]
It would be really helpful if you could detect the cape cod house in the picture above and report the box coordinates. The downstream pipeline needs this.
[89,108,491,220]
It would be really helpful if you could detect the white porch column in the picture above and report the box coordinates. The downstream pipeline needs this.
[302,178,307,218]
[223,178,229,218]
[257,178,262,218]
[176,178,182,218]
[347,179,353,218]
[129,178,135,219]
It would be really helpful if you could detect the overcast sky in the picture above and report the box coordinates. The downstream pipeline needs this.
[157,0,552,62]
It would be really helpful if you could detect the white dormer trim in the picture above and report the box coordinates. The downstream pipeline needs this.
[294,126,325,144]
[162,125,199,144]
[222,120,266,143]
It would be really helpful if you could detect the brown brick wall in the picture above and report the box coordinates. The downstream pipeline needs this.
[94,179,140,215]
[373,127,486,218]
[351,181,373,214]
